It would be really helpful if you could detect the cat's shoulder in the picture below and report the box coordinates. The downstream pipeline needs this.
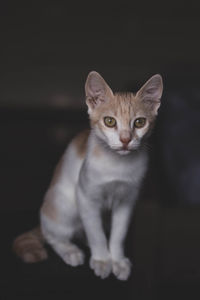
[72,129,90,158]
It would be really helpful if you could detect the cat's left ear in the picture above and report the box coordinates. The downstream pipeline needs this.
[85,71,114,113]
[136,74,163,115]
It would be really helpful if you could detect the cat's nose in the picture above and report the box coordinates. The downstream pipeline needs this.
[120,132,132,146]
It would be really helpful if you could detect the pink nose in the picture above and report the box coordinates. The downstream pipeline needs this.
[120,135,131,145]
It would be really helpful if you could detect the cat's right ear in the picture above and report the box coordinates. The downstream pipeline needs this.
[85,71,113,113]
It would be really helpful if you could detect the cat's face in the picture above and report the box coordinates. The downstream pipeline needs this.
[85,72,163,155]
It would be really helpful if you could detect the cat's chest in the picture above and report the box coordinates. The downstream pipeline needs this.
[86,149,148,185]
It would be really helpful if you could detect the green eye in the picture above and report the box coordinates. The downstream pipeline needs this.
[134,118,146,128]
[104,116,116,128]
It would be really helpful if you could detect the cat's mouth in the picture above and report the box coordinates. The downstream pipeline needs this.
[108,141,140,155]
[109,144,131,155]
[115,144,132,155]
[116,149,131,155]
[114,144,140,155]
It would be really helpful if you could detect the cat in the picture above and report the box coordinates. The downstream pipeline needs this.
[13,71,163,280]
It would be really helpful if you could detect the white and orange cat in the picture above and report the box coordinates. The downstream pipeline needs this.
[13,71,163,280]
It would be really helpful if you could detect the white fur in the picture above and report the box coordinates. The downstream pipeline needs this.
[40,130,148,280]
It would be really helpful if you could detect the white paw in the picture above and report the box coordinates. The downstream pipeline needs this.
[90,257,112,279]
[112,258,132,281]
[63,247,85,267]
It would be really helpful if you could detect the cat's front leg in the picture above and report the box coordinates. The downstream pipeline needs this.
[76,186,112,279]
[109,194,136,281]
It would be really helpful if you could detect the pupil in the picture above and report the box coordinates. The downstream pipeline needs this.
[104,117,116,127]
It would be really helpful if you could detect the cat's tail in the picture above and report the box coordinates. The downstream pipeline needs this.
[13,226,48,263]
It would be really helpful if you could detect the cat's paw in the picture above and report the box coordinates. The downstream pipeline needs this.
[112,257,132,281]
[63,246,85,267]
[90,257,112,279]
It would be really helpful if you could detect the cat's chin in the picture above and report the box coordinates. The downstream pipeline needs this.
[116,150,131,155]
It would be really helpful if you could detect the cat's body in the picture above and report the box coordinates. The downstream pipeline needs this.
[41,128,148,280]
[13,72,163,280]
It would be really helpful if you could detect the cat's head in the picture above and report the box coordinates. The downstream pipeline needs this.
[85,71,163,155]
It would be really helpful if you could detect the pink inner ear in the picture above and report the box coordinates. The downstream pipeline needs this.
[137,74,163,103]
[91,88,104,98]
[144,88,162,102]
[85,72,114,112]
[85,72,107,99]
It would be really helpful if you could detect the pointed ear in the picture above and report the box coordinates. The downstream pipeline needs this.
[85,71,113,113]
[136,74,163,114]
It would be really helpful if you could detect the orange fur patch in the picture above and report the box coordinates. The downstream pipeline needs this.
[41,129,90,221]
[93,143,102,157]
[50,156,64,186]
[73,129,90,158]
[41,198,58,221]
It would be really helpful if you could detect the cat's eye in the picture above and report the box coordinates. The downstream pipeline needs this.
[104,116,116,128]
[134,118,146,128]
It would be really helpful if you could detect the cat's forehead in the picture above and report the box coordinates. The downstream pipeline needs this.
[102,93,144,117]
